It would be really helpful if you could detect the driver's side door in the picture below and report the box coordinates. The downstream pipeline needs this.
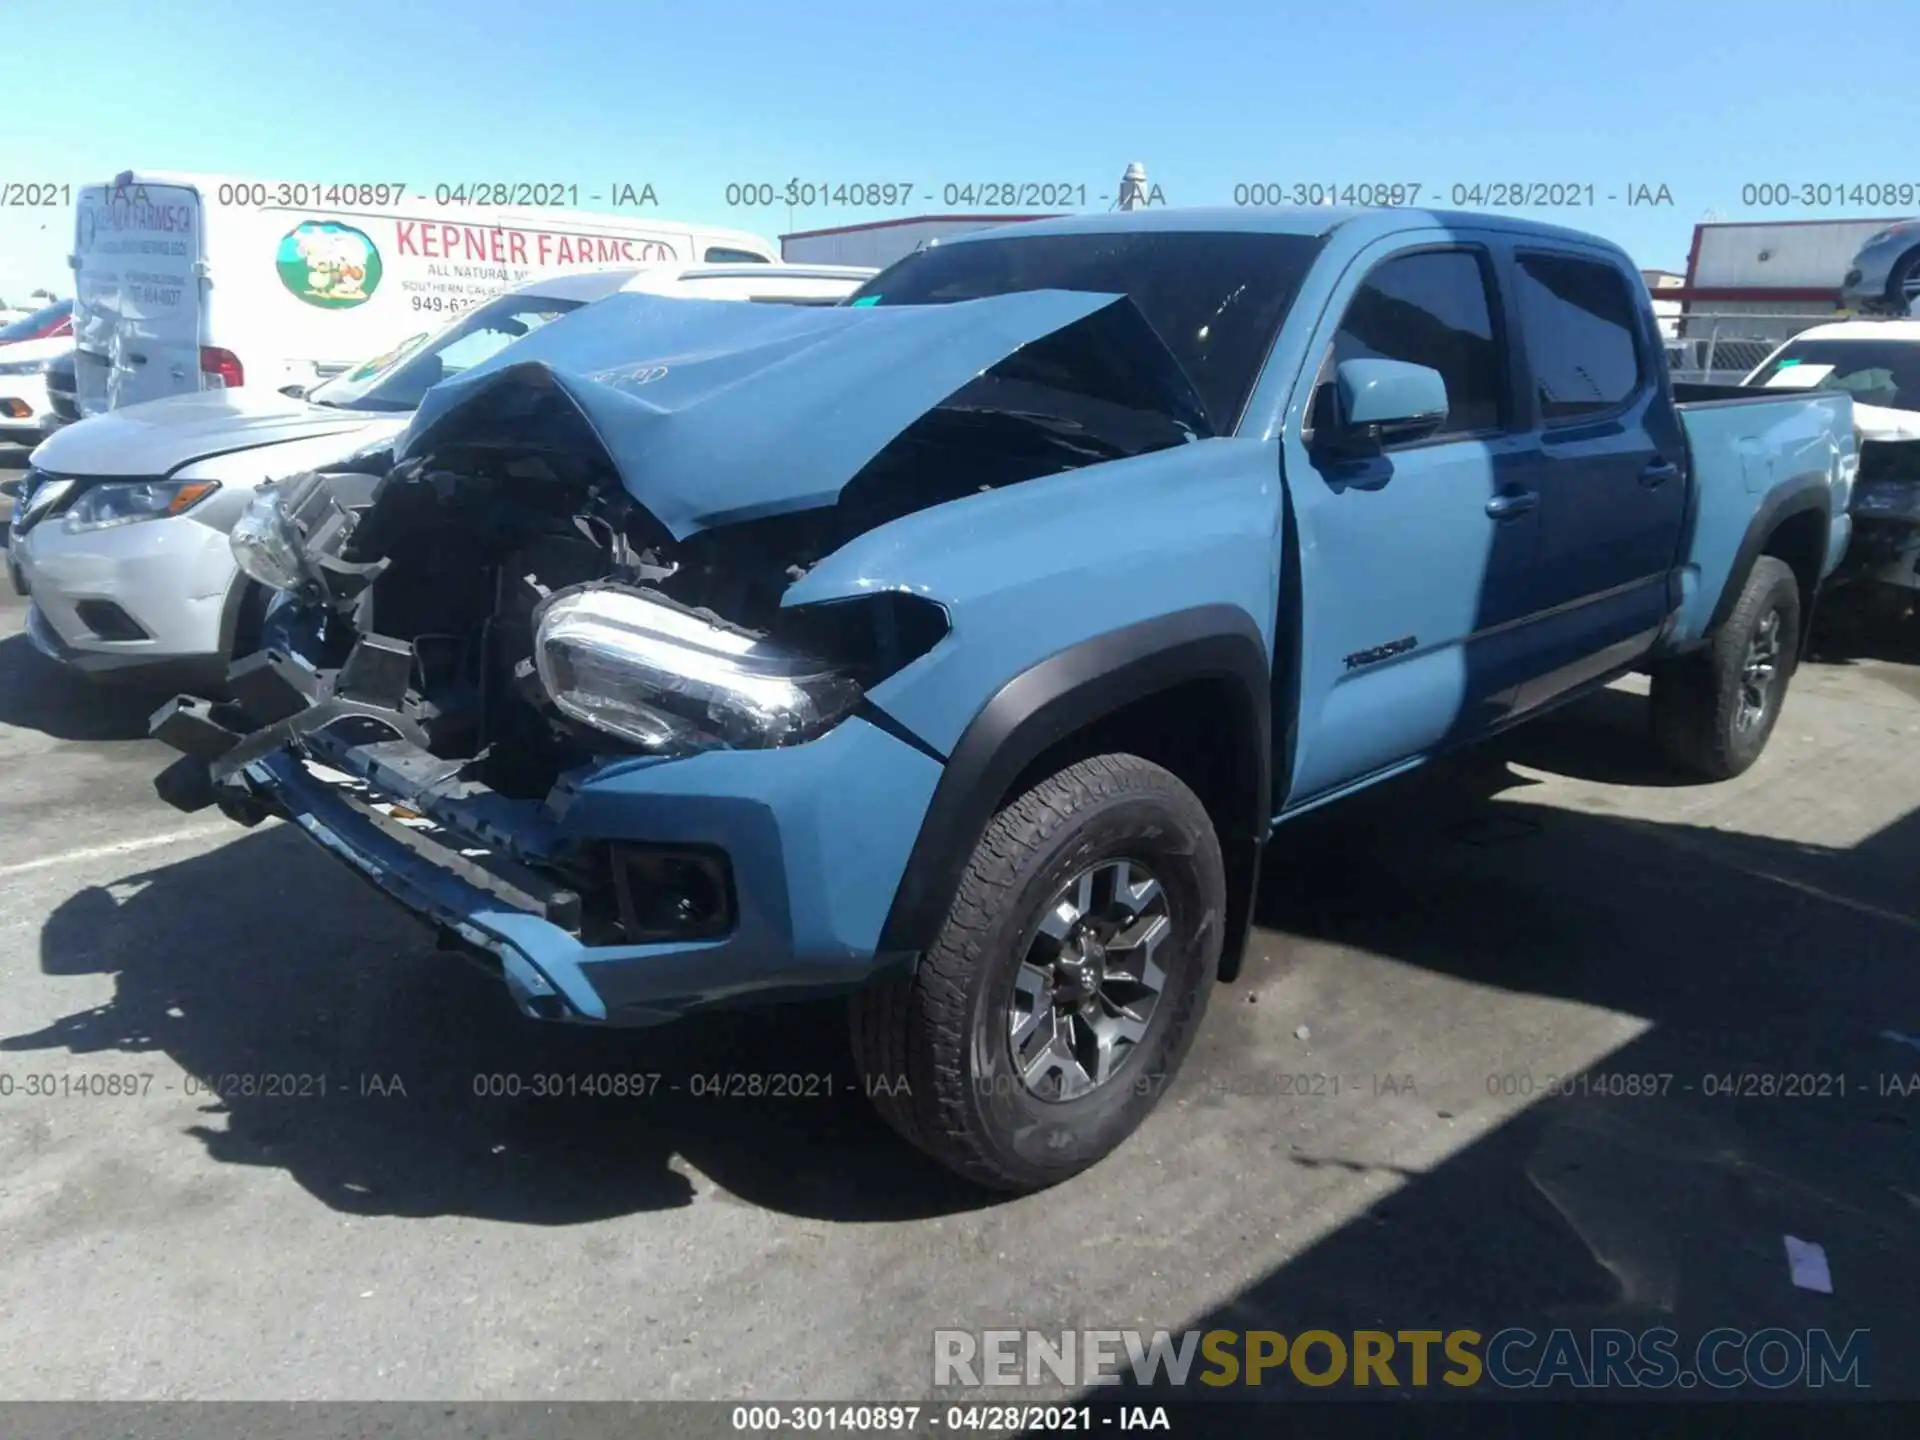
[1281,236,1546,804]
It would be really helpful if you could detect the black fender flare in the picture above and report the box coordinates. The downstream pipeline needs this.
[875,604,1273,979]
[1703,476,1832,644]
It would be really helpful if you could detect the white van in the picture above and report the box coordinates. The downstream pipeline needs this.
[69,170,780,416]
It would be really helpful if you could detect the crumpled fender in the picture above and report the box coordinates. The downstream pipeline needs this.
[781,436,1285,757]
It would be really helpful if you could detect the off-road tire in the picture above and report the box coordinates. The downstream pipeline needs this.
[849,753,1225,1192]
[1650,556,1801,780]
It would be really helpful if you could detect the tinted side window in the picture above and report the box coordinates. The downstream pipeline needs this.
[1330,249,1505,437]
[846,231,1326,431]
[1513,252,1643,420]
[705,247,770,263]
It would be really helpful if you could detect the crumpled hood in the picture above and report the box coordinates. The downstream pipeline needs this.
[31,387,388,478]
[396,289,1213,540]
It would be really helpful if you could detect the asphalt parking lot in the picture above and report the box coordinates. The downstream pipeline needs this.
[3,442,1920,1402]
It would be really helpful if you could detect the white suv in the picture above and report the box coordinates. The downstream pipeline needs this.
[9,263,874,688]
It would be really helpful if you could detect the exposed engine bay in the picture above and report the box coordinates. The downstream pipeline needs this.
[235,306,1210,801]
[256,439,933,800]
[143,287,1220,960]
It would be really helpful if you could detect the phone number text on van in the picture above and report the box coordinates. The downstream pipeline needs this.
[395,222,677,267]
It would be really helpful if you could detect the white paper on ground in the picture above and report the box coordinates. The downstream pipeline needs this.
[1784,1236,1833,1293]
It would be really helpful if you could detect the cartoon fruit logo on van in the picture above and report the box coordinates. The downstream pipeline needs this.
[276,220,383,309]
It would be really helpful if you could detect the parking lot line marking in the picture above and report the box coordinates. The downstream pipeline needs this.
[1747,868,1920,931]
[0,823,240,878]
[1649,830,1920,934]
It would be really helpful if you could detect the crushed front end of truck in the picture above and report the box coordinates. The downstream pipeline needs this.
[145,289,1217,1027]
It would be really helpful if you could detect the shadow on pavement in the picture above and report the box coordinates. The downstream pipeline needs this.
[0,632,169,742]
[4,621,1917,1353]
[1806,588,1920,668]
[6,822,992,1225]
[1492,599,1917,789]
[1472,684,1698,790]
[1111,732,1920,1403]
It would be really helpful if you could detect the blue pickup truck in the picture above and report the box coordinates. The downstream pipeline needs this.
[148,207,1855,1191]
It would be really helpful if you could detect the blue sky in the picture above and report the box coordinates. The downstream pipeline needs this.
[4,0,1917,301]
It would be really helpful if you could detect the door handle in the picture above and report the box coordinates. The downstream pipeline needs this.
[1485,489,1538,519]
[1640,459,1680,487]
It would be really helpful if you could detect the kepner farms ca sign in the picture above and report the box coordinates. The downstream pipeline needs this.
[394,221,676,268]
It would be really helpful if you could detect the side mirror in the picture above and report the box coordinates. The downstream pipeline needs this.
[278,383,309,400]
[1331,359,1449,448]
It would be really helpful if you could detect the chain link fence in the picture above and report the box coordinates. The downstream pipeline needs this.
[1664,311,1849,385]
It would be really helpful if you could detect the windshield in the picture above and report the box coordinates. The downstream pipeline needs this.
[844,231,1325,430]
[307,292,589,412]
[1747,338,1920,413]
[0,300,70,343]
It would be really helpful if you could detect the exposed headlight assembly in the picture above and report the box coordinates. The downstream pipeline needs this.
[229,468,378,600]
[64,478,219,532]
[534,586,867,753]
[230,484,307,592]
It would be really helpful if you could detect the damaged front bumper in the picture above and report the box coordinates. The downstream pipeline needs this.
[1836,443,1920,592]
[142,287,1223,1027]
[149,643,944,1028]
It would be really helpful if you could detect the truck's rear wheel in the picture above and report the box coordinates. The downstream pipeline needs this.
[850,753,1223,1192]
[1650,556,1801,780]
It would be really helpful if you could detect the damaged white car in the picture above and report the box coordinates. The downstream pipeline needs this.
[1746,320,1920,613]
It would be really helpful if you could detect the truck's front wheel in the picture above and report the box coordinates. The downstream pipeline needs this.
[850,754,1224,1192]
[1650,555,1801,779]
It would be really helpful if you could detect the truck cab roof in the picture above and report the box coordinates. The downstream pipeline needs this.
[940,204,1636,260]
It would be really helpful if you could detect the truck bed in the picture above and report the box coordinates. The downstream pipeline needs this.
[1663,388,1854,651]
